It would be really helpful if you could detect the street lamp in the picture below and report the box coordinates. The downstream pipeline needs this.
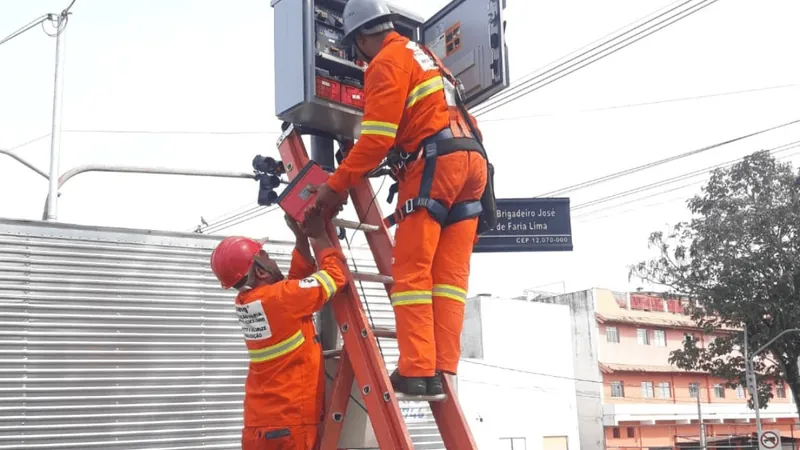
[743,327,800,439]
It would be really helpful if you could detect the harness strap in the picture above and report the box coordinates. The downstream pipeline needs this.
[383,128,484,228]
[445,200,483,226]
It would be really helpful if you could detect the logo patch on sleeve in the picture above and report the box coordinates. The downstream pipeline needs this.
[299,277,320,288]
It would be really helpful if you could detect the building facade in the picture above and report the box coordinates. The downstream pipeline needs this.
[532,288,800,449]
[460,295,582,450]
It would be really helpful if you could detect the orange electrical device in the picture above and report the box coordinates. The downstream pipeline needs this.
[277,160,330,222]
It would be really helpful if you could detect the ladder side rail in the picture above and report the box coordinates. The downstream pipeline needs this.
[276,126,415,450]
[340,136,480,449]
[321,348,354,449]
[336,140,395,300]
[431,374,479,449]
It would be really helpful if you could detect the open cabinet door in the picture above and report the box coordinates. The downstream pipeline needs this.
[422,0,509,110]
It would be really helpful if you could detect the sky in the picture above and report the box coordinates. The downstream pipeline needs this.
[1,0,799,298]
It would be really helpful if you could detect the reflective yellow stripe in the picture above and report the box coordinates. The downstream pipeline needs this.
[361,120,398,138]
[311,270,336,300]
[406,76,444,108]
[433,284,467,304]
[248,330,305,363]
[391,290,433,307]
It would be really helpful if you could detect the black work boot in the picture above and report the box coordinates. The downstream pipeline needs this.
[390,369,427,396]
[427,371,444,395]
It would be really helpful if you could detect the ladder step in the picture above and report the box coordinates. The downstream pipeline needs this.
[332,218,380,232]
[323,349,341,359]
[396,392,448,402]
[352,271,394,284]
[372,327,397,339]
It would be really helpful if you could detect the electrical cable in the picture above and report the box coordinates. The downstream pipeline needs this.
[536,118,800,198]
[571,143,800,221]
[0,14,49,47]
[472,0,695,114]
[192,204,263,233]
[572,140,800,211]
[323,370,368,413]
[473,0,720,118]
[205,206,281,234]
[479,83,800,122]
[199,206,265,234]
[343,232,385,359]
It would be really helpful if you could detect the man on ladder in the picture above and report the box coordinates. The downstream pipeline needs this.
[209,212,348,450]
[310,0,488,397]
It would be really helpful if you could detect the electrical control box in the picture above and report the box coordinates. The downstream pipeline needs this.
[271,0,509,139]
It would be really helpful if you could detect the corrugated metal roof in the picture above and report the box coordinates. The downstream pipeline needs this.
[0,219,442,449]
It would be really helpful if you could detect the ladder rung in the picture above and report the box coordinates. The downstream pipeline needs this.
[352,272,393,284]
[396,392,448,402]
[332,218,380,233]
[372,328,397,339]
[323,349,341,359]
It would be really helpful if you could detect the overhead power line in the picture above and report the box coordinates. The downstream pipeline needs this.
[472,0,720,118]
[474,0,693,111]
[0,0,76,48]
[572,140,800,213]
[536,118,800,198]
[479,83,800,122]
[571,141,800,223]
[0,15,49,48]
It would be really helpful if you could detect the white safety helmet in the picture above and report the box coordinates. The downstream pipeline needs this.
[341,0,397,46]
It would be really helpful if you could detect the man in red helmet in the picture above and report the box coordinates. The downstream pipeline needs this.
[210,212,348,450]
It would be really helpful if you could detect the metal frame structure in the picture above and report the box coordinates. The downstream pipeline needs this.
[276,123,478,450]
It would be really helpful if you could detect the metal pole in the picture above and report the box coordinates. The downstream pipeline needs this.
[309,135,338,352]
[744,327,764,440]
[697,389,707,449]
[45,14,66,221]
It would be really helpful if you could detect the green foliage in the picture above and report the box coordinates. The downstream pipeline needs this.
[630,150,800,411]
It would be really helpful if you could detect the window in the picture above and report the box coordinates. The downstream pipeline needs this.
[689,382,700,398]
[658,382,671,398]
[736,385,745,399]
[626,427,635,438]
[777,383,787,399]
[606,326,620,343]
[612,428,620,439]
[714,384,725,398]
[499,437,527,449]
[637,328,650,345]
[653,329,667,347]
[641,381,654,398]
[610,381,625,398]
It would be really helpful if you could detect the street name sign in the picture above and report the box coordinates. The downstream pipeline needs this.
[474,198,573,253]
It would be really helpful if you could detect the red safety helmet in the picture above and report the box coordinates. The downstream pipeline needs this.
[210,236,264,289]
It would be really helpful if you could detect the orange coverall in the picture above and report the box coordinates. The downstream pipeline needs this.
[327,31,487,378]
[236,248,347,450]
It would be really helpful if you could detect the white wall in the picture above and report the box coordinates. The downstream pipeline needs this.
[459,296,581,450]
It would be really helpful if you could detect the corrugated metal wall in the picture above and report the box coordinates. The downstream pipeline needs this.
[0,219,442,449]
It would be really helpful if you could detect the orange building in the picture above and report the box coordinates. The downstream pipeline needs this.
[531,288,799,450]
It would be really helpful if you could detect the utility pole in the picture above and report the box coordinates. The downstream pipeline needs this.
[744,327,763,440]
[697,389,707,449]
[45,12,68,221]
[744,327,800,443]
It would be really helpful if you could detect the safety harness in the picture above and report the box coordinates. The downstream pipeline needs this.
[381,43,497,234]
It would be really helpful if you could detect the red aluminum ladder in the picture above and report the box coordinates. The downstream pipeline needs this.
[275,123,478,450]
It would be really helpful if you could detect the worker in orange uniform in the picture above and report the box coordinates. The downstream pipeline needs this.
[310,0,490,397]
[209,212,348,450]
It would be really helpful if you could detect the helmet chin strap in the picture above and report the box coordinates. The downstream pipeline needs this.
[355,42,373,63]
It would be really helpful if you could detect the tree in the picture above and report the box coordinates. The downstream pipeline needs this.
[630,150,800,416]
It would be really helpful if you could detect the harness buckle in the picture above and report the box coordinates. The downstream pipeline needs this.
[404,199,414,214]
